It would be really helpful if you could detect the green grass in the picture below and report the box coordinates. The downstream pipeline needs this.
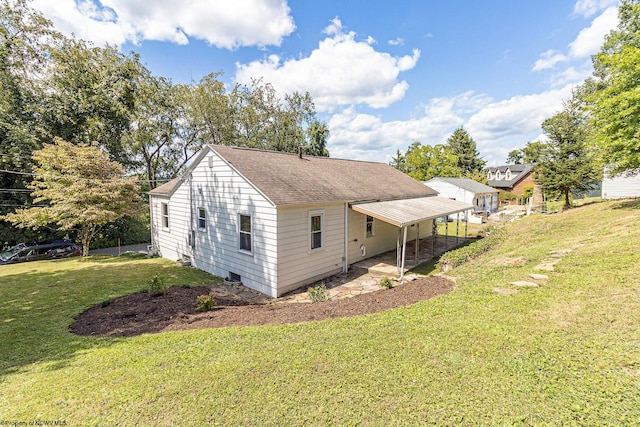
[1,199,640,425]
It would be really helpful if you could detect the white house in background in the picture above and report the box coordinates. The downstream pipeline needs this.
[424,177,499,213]
[602,169,640,199]
[148,145,472,297]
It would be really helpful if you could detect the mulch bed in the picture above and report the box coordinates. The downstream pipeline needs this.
[70,276,455,337]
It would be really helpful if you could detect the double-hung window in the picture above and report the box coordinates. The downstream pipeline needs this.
[161,203,169,229]
[366,215,375,237]
[239,214,252,253]
[197,208,206,230]
[309,210,324,251]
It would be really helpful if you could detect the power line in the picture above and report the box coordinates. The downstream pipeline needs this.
[0,168,174,184]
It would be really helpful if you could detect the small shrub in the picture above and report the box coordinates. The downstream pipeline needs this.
[438,228,506,272]
[148,274,167,296]
[308,283,329,303]
[100,299,112,308]
[379,276,394,289]
[196,295,216,312]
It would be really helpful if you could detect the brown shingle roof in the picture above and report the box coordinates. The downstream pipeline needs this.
[211,145,437,206]
[149,178,181,196]
[149,145,437,205]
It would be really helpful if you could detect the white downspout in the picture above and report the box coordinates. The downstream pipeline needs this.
[343,203,349,273]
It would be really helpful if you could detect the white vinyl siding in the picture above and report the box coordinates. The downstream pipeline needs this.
[276,204,344,295]
[151,150,279,297]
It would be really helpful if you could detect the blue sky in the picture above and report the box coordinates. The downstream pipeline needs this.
[31,0,620,165]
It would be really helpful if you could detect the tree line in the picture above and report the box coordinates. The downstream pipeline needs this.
[395,0,640,209]
[0,0,329,246]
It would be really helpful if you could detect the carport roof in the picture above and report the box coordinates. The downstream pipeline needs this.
[351,196,473,228]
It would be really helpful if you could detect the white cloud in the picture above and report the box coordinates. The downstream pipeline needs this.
[30,0,296,48]
[573,0,619,18]
[235,18,420,112]
[532,49,568,71]
[569,6,619,58]
[327,86,574,166]
[388,37,404,46]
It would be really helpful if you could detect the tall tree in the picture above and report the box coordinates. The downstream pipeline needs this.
[2,138,141,255]
[390,148,406,171]
[446,126,486,176]
[536,96,600,209]
[304,120,330,156]
[0,0,61,244]
[41,39,140,167]
[582,0,640,175]
[505,140,548,166]
[403,142,461,181]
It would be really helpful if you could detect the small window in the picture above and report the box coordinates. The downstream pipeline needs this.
[366,215,375,237]
[228,272,241,283]
[487,171,493,181]
[309,210,324,251]
[239,214,252,253]
[495,171,502,180]
[161,203,169,229]
[505,169,512,180]
[198,208,206,229]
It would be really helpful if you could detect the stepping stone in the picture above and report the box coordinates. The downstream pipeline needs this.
[549,249,572,256]
[535,263,555,272]
[509,281,539,287]
[529,273,549,280]
[493,287,518,295]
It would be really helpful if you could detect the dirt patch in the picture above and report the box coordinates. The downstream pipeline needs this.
[71,276,454,337]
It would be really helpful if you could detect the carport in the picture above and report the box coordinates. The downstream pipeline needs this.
[351,196,473,280]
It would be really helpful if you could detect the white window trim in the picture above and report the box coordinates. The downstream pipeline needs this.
[366,215,375,238]
[238,213,253,255]
[161,202,169,231]
[197,207,206,230]
[308,209,325,253]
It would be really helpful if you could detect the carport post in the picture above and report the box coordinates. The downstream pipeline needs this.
[414,223,419,266]
[396,228,402,275]
[400,225,408,282]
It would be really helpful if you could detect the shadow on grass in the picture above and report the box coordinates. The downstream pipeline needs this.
[0,258,217,378]
[612,198,640,210]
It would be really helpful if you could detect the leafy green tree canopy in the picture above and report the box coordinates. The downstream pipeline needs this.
[2,138,141,255]
[402,142,462,181]
[583,0,640,175]
[536,96,600,208]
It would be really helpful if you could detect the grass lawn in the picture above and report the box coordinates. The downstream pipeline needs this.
[1,199,640,425]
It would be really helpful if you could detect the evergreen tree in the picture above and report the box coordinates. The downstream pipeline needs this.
[536,96,600,209]
[446,126,486,175]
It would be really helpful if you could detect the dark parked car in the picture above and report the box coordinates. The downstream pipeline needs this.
[0,240,81,265]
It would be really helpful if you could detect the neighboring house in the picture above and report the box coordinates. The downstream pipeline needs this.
[602,169,640,199]
[487,164,543,208]
[149,145,472,298]
[424,177,499,213]
[486,164,535,195]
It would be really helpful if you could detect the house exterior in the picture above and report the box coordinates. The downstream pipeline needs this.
[149,145,472,298]
[424,177,499,213]
[602,169,640,199]
[487,164,535,195]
